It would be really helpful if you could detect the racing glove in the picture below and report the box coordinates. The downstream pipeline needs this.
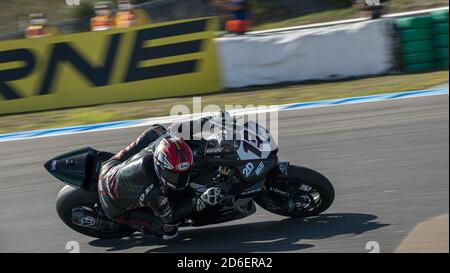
[194,187,223,212]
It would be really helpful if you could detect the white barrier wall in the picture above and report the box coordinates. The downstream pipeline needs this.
[216,19,394,88]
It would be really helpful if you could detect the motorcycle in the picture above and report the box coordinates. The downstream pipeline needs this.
[44,114,335,239]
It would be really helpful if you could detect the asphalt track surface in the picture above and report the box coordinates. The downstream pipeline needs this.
[0,92,448,253]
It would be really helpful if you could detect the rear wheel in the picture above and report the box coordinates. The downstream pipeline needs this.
[255,165,335,218]
[56,185,134,239]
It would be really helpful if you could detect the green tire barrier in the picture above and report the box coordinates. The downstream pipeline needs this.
[396,11,449,73]
[431,10,449,23]
[401,40,433,54]
[395,15,432,29]
[433,34,449,47]
[433,23,449,35]
[435,47,449,60]
[403,52,435,65]
[404,62,435,73]
[437,59,449,69]
[400,28,431,42]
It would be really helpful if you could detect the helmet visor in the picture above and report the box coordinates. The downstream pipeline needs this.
[156,163,191,190]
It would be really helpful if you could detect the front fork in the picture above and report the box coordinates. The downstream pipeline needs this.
[262,161,290,196]
[260,161,312,212]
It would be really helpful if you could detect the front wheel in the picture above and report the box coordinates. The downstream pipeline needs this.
[255,165,335,218]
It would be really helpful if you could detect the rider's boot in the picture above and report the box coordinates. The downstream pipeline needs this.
[153,224,179,240]
[119,209,180,240]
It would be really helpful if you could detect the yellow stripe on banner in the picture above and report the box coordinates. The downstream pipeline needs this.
[110,29,136,85]
[139,52,205,68]
[0,61,27,71]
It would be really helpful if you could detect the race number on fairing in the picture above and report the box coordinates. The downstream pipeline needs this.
[237,121,274,160]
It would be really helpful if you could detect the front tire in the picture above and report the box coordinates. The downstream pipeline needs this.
[255,165,335,218]
[56,185,134,239]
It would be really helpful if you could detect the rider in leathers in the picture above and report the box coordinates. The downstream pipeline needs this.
[98,117,222,239]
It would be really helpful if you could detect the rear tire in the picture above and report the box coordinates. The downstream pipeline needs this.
[255,165,335,218]
[56,185,134,239]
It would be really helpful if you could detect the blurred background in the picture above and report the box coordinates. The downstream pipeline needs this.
[1,0,449,39]
[0,0,448,130]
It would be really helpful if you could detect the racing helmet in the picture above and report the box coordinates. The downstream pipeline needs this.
[154,136,193,191]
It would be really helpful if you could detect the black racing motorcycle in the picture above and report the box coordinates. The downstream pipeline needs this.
[45,115,335,239]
